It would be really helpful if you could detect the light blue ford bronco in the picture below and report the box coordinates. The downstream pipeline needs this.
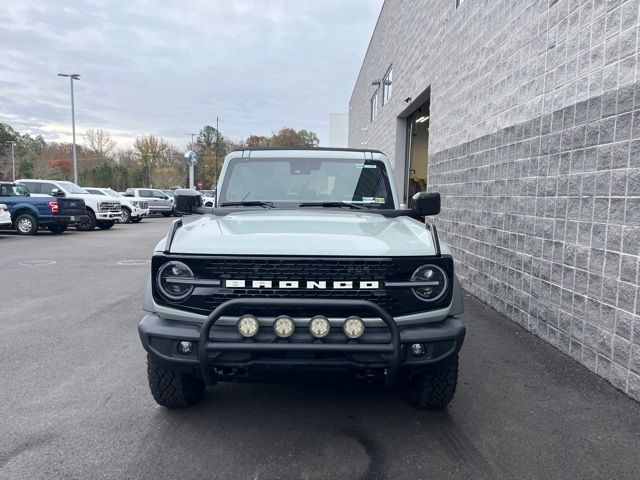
[138,148,465,409]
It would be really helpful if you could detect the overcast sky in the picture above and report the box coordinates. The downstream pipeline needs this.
[0,0,382,148]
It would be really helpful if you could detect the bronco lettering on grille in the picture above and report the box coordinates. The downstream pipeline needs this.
[223,280,380,289]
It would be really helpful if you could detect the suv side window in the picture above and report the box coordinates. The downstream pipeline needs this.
[138,190,151,197]
[152,190,167,199]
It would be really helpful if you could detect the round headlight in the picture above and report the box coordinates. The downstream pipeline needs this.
[157,261,194,301]
[343,316,365,339]
[309,315,331,339]
[273,316,295,338]
[411,265,448,302]
[237,315,259,338]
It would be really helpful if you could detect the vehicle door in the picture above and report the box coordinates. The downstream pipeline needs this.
[151,190,172,209]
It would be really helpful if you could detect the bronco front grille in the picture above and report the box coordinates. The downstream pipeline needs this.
[152,255,454,317]
[204,258,400,280]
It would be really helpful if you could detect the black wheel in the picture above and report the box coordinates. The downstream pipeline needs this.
[47,224,67,234]
[15,214,38,235]
[76,211,96,231]
[161,212,171,217]
[401,354,459,410]
[172,209,183,217]
[121,208,131,223]
[96,221,115,230]
[131,217,142,223]
[146,355,205,408]
[205,202,213,207]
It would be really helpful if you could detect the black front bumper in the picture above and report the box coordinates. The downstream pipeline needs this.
[139,298,466,387]
[52,214,90,225]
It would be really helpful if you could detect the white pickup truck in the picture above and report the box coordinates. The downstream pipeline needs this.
[17,179,122,231]
[84,187,149,223]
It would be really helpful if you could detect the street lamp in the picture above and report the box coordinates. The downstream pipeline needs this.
[3,141,16,181]
[58,73,81,183]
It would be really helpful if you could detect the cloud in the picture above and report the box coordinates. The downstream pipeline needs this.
[0,0,382,148]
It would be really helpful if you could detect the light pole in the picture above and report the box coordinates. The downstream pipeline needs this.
[3,141,16,181]
[58,73,81,183]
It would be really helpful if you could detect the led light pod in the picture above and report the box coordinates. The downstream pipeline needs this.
[343,316,365,339]
[309,315,331,339]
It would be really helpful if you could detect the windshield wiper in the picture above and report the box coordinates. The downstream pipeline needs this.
[298,201,367,210]
[219,201,274,208]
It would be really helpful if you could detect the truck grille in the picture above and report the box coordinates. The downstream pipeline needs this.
[99,201,121,212]
[204,258,400,280]
[152,256,454,317]
[140,201,148,209]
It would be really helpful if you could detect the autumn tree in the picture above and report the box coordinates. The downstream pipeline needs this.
[270,128,319,148]
[195,125,228,187]
[133,134,171,187]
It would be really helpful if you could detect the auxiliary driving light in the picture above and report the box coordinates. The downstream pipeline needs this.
[343,316,365,339]
[309,315,331,339]
[273,316,295,338]
[410,343,426,357]
[237,315,259,338]
[177,341,193,355]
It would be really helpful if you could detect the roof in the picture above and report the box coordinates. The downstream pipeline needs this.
[228,147,384,154]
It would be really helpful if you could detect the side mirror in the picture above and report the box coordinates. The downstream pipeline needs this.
[174,188,205,214]
[51,188,65,197]
[412,191,440,217]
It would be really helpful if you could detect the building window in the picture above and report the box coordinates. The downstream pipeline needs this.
[370,91,378,121]
[382,68,393,105]
[456,0,465,7]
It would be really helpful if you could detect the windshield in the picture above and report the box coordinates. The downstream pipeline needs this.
[104,188,124,198]
[219,158,394,208]
[59,181,88,194]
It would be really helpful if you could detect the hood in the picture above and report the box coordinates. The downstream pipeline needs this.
[168,210,436,257]
[68,192,120,204]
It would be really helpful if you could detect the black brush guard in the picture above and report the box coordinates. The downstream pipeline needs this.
[198,298,401,387]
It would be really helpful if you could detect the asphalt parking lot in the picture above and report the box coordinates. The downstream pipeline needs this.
[1,217,639,480]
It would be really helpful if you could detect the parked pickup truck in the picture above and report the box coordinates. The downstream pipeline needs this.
[84,187,149,223]
[17,179,122,231]
[0,182,88,235]
[125,188,177,216]
[138,148,465,410]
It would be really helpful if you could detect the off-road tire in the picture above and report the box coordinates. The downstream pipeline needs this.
[76,211,96,231]
[161,212,172,217]
[401,353,458,410]
[96,221,115,230]
[172,209,183,217]
[146,355,205,408]
[131,217,142,223]
[47,224,67,234]
[121,208,131,223]
[15,214,38,235]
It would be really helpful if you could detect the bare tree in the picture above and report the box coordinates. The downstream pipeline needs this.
[84,129,117,161]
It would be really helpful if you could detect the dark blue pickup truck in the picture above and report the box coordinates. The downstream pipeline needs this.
[0,182,89,235]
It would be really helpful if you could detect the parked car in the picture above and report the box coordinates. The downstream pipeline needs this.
[84,187,149,223]
[0,181,88,235]
[138,148,465,410]
[125,188,179,216]
[17,179,121,231]
[0,203,11,227]
[198,189,216,207]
